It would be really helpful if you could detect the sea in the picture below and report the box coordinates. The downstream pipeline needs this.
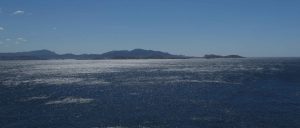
[0,58,299,128]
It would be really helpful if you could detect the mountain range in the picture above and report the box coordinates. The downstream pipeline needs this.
[0,49,190,60]
[0,49,244,60]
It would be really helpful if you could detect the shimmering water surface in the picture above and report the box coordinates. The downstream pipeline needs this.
[0,58,299,128]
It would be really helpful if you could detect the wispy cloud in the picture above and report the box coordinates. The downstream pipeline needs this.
[15,37,27,44]
[0,27,4,31]
[0,38,27,46]
[17,37,27,42]
[13,10,25,15]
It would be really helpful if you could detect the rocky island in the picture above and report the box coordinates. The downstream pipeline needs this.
[203,54,245,59]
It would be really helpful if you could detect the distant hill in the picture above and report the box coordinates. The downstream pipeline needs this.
[0,49,59,60]
[100,49,187,59]
[0,49,190,60]
[0,49,245,60]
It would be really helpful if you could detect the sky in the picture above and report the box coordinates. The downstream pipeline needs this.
[0,0,300,57]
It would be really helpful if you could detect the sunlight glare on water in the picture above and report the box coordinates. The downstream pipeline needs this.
[0,58,300,128]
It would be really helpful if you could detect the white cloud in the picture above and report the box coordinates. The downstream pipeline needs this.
[15,37,27,44]
[13,10,25,15]
[0,27,4,31]
[5,38,11,41]
[17,37,27,42]
[0,41,3,45]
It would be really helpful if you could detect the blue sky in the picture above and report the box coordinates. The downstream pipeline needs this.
[0,0,300,57]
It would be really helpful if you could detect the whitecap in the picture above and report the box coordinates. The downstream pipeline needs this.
[21,96,49,102]
[45,97,94,105]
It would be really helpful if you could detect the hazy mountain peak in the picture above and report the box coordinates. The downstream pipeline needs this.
[0,49,189,60]
[24,49,57,55]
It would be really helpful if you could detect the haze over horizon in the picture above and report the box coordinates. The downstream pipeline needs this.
[1,0,300,57]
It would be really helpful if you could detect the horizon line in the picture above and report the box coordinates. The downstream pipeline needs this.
[1,49,300,58]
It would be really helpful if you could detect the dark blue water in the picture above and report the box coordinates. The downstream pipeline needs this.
[0,58,299,128]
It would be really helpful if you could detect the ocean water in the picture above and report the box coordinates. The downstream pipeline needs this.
[0,58,299,128]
